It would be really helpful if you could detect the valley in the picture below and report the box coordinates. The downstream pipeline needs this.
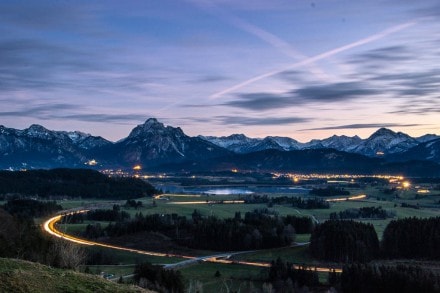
[34,171,440,291]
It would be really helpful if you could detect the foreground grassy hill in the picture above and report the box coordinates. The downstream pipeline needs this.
[0,258,152,293]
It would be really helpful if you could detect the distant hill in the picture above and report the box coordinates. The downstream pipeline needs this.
[0,258,151,293]
[0,168,158,199]
[156,148,440,177]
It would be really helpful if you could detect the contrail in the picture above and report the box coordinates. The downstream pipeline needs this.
[209,20,417,100]
[189,0,331,82]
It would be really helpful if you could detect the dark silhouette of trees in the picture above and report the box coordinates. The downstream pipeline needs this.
[86,205,130,222]
[134,262,184,293]
[81,209,313,251]
[0,168,158,199]
[310,220,379,262]
[3,199,62,219]
[329,206,394,220]
[0,208,86,270]
[124,199,143,209]
[268,257,319,291]
[309,186,350,197]
[0,208,51,262]
[382,217,440,259]
[243,195,330,209]
[341,264,440,293]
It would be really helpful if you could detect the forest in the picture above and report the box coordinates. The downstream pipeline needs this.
[0,169,157,199]
[329,206,394,220]
[81,208,314,251]
[382,217,440,259]
[339,264,440,293]
[310,217,440,264]
[3,198,62,219]
[243,194,330,209]
[309,220,380,262]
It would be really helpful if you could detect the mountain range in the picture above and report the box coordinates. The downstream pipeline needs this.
[1,118,439,175]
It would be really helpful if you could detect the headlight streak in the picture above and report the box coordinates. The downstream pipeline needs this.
[43,210,342,273]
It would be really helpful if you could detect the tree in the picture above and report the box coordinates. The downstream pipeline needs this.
[310,220,379,262]
[50,239,87,270]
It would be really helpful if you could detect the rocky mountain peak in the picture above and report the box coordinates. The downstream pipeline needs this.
[127,118,184,139]
[369,128,396,139]
[27,124,48,132]
[23,124,53,138]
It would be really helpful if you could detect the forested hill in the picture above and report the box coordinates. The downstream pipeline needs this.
[0,169,157,199]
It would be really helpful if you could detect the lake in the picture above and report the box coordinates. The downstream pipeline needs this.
[155,184,310,195]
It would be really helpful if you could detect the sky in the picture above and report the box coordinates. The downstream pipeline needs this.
[1,0,439,142]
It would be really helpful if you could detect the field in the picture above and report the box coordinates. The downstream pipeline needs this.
[41,176,440,290]
[179,262,266,292]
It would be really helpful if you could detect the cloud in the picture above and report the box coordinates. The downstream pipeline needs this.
[336,37,440,115]
[0,38,99,91]
[216,116,310,125]
[350,45,412,64]
[209,20,416,99]
[195,75,230,83]
[58,114,150,123]
[222,81,376,111]
[0,104,83,118]
[293,82,376,103]
[389,106,440,115]
[0,36,162,99]
[221,93,294,110]
[302,123,425,131]
[0,102,150,124]
[412,1,440,18]
[276,70,308,82]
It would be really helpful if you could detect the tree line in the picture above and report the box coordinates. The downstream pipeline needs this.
[310,220,380,263]
[382,217,440,259]
[309,186,350,197]
[3,198,62,219]
[310,216,440,263]
[0,168,158,199]
[134,262,184,293]
[242,194,330,209]
[329,206,394,220]
[339,263,440,293]
[82,208,314,251]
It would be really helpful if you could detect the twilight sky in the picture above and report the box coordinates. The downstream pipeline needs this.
[1,0,440,142]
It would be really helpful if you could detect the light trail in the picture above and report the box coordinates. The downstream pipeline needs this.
[168,200,245,205]
[43,210,342,273]
[202,258,341,272]
[153,194,202,199]
[43,211,194,259]
[325,194,367,202]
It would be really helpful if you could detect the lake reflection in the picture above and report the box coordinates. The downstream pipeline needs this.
[203,188,254,195]
[156,184,310,195]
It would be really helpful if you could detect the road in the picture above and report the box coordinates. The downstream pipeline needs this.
[42,210,342,273]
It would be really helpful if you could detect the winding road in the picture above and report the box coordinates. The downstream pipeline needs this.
[43,210,342,273]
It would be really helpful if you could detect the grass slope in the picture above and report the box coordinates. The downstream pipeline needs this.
[0,258,152,293]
